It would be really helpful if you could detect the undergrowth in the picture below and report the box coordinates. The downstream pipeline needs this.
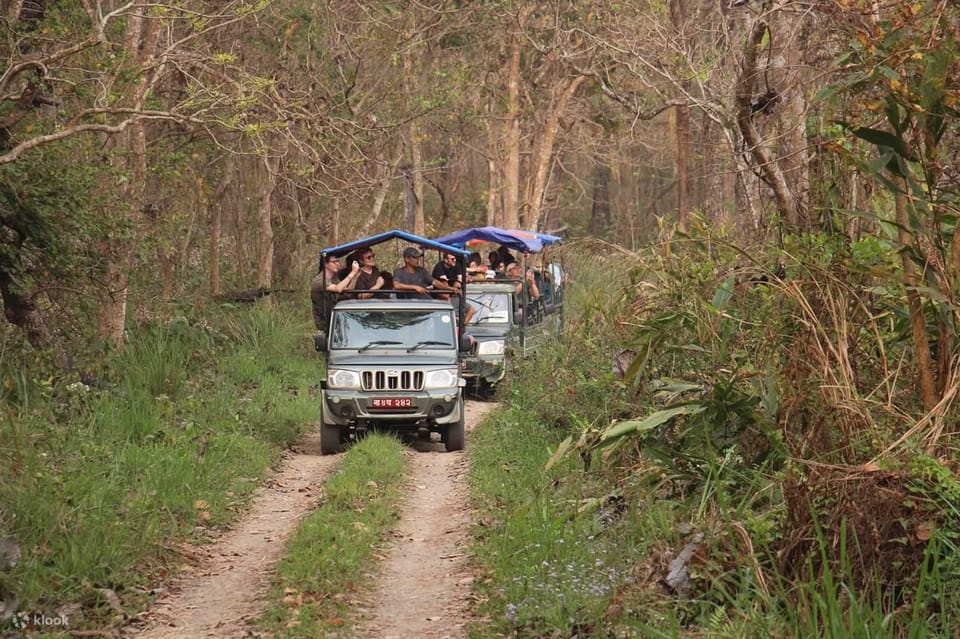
[0,298,321,635]
[469,229,960,637]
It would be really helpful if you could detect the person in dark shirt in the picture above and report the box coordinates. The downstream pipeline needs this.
[432,252,461,293]
[352,248,384,298]
[395,247,473,324]
[431,251,475,323]
[393,247,446,299]
[376,272,396,299]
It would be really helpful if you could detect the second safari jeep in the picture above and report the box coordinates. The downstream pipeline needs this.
[463,282,517,393]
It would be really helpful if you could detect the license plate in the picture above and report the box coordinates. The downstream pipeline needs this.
[370,397,413,408]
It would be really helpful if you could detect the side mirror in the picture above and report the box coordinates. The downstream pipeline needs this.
[459,334,474,352]
[314,331,327,353]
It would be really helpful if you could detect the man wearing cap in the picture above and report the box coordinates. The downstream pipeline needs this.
[393,246,451,299]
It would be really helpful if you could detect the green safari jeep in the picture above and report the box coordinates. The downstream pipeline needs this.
[316,297,470,454]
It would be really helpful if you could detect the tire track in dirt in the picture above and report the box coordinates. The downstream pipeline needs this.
[130,434,340,639]
[353,399,498,639]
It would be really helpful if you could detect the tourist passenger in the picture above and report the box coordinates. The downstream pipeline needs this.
[311,255,361,331]
[393,247,448,299]
[466,252,488,282]
[353,248,384,299]
[432,252,476,324]
[431,251,462,293]
[505,261,540,301]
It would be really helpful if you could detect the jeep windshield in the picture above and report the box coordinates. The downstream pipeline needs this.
[467,292,511,325]
[330,309,456,350]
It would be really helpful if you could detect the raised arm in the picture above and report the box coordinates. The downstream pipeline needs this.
[525,270,540,299]
[328,261,361,293]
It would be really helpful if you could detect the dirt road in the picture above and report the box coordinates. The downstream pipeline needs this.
[131,434,339,639]
[353,399,497,639]
[131,399,496,639]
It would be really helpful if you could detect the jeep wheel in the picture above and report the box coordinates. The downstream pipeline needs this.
[319,403,342,455]
[444,399,465,452]
[320,422,342,454]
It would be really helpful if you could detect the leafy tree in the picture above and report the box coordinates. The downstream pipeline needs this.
[832,0,960,416]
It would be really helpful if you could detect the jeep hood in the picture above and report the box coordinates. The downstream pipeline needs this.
[327,352,457,367]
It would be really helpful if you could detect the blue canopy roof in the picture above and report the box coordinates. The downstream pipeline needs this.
[319,229,470,260]
[432,226,563,254]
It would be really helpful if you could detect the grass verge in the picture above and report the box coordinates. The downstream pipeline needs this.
[467,398,665,638]
[255,434,407,638]
[466,239,960,637]
[0,300,322,635]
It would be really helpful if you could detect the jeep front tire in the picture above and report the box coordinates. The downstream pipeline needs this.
[444,398,466,452]
[319,404,342,455]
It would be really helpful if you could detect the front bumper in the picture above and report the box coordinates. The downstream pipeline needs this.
[462,354,505,385]
[322,388,462,427]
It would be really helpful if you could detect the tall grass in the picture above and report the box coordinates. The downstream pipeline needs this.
[467,233,959,637]
[0,298,320,633]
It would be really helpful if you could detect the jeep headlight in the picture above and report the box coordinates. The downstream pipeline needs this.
[477,339,505,356]
[424,368,458,389]
[327,369,361,390]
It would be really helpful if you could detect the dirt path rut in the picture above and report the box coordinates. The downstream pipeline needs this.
[132,435,338,639]
[354,400,497,639]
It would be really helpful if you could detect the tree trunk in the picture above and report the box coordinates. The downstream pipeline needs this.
[208,154,235,297]
[486,154,500,226]
[588,162,611,238]
[673,104,692,232]
[403,48,425,236]
[774,6,812,230]
[897,189,938,412]
[484,92,501,226]
[525,75,586,231]
[256,151,281,291]
[409,126,425,235]
[700,116,727,227]
[96,7,159,346]
[0,269,52,349]
[671,0,692,232]
[159,250,173,300]
[360,140,403,236]
[332,196,341,245]
[403,165,416,231]
[502,39,522,229]
[735,18,798,232]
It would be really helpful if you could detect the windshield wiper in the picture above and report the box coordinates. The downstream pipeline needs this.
[469,299,496,310]
[407,340,450,352]
[358,340,402,352]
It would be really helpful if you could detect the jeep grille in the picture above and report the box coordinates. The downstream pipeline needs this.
[362,370,424,391]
